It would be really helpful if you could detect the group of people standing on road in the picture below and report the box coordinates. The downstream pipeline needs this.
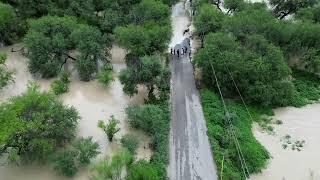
[170,25,192,59]
[170,45,189,58]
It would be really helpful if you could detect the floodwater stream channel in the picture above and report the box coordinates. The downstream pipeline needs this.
[0,45,151,180]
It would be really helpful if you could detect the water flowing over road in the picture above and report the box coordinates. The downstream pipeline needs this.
[167,2,218,180]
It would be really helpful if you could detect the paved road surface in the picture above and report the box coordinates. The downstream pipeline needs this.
[168,45,218,180]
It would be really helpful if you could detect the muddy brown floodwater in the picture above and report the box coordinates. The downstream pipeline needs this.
[251,104,320,180]
[0,44,151,180]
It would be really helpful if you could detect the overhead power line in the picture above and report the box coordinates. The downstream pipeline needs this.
[209,62,250,179]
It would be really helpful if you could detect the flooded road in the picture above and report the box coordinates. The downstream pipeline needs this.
[168,1,217,180]
[251,104,320,180]
[0,45,151,179]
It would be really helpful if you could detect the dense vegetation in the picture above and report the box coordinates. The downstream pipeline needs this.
[126,103,170,179]
[0,83,79,162]
[0,53,14,89]
[200,90,270,179]
[194,0,320,108]
[53,137,99,176]
[193,0,320,179]
[0,0,174,178]
[50,71,71,95]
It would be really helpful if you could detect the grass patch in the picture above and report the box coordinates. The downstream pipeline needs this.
[200,89,270,180]
[293,69,320,105]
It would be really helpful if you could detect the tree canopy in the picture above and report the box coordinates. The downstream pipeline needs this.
[0,2,19,45]
[269,0,317,19]
[24,16,108,80]
[194,33,296,106]
[119,55,170,100]
[0,83,79,162]
[194,4,224,45]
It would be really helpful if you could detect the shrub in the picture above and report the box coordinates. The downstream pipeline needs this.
[73,137,100,165]
[90,148,132,180]
[126,160,160,180]
[121,134,139,154]
[98,115,120,142]
[50,71,71,95]
[97,64,114,86]
[52,137,99,177]
[126,103,170,179]
[53,148,79,177]
[0,53,14,90]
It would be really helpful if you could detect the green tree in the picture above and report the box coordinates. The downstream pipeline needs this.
[71,25,107,81]
[302,48,320,73]
[269,0,317,19]
[0,83,79,162]
[296,4,320,23]
[7,0,51,18]
[129,0,170,25]
[194,4,225,46]
[115,25,150,56]
[0,2,18,45]
[194,33,296,106]
[91,148,132,180]
[98,115,120,142]
[126,160,160,180]
[24,16,108,80]
[223,7,275,41]
[119,55,170,99]
[120,134,139,154]
[224,0,245,13]
[0,53,14,90]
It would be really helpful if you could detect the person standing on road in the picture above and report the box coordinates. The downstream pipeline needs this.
[177,49,180,58]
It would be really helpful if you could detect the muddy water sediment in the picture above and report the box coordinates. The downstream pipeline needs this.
[0,44,151,179]
[251,104,320,180]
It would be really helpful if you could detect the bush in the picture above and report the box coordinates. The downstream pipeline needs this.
[126,160,160,180]
[0,53,14,90]
[90,148,132,180]
[97,65,114,86]
[52,137,99,177]
[121,134,139,154]
[73,137,100,165]
[200,89,270,180]
[50,71,71,95]
[53,148,79,177]
[126,103,170,179]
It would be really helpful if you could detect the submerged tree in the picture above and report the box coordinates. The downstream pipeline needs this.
[0,53,14,90]
[24,16,108,80]
[98,115,120,142]
[119,55,170,100]
[0,83,79,162]
[52,137,99,177]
